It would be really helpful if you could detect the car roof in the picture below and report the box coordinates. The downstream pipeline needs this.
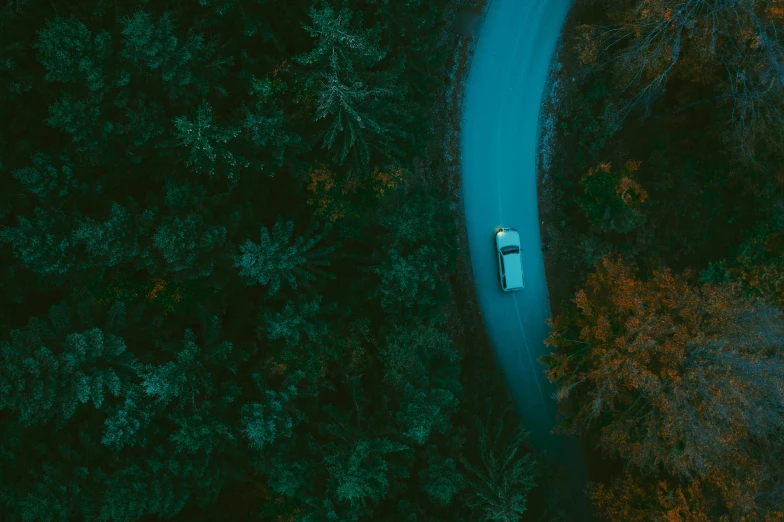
[503,252,524,289]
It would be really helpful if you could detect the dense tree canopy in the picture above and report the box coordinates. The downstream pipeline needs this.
[541,256,784,519]
[0,0,547,521]
[576,0,784,158]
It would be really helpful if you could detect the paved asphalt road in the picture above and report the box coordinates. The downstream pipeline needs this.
[460,0,594,518]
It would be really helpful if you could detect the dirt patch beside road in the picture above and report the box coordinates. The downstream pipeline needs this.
[536,9,584,319]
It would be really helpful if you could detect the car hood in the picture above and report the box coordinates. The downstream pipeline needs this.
[496,229,521,249]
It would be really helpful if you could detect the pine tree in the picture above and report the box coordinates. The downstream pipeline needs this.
[373,185,457,319]
[99,323,247,519]
[234,217,334,297]
[312,61,399,171]
[119,11,180,71]
[323,437,409,509]
[74,201,156,270]
[296,3,387,71]
[420,453,464,507]
[152,213,227,279]
[120,10,220,101]
[460,413,537,522]
[380,322,462,446]
[115,96,167,163]
[174,101,243,177]
[13,153,80,200]
[240,370,306,451]
[46,93,115,161]
[258,296,328,350]
[373,245,441,316]
[0,301,134,428]
[34,16,112,92]
[296,2,403,174]
[1,206,73,276]
[240,75,307,173]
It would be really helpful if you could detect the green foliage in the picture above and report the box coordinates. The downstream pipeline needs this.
[101,387,154,451]
[381,322,462,445]
[13,153,80,199]
[120,10,220,101]
[258,296,328,349]
[0,299,133,429]
[119,11,179,71]
[296,3,387,70]
[701,219,784,304]
[241,76,306,172]
[47,93,114,159]
[35,17,111,91]
[115,96,167,162]
[557,79,616,171]
[234,218,334,296]
[460,413,537,522]
[579,161,647,235]
[240,370,306,450]
[372,184,457,319]
[262,440,313,498]
[0,0,544,520]
[174,101,243,177]
[98,459,191,521]
[297,2,405,174]
[420,454,464,506]
[99,322,246,517]
[75,201,156,270]
[323,438,408,509]
[153,213,226,279]
[373,245,441,315]
[1,206,73,275]
[313,60,405,173]
[164,178,207,210]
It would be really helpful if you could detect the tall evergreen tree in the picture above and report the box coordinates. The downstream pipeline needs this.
[234,217,334,297]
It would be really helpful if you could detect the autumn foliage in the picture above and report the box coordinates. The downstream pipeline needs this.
[540,256,784,519]
[306,165,360,222]
[576,0,784,156]
[589,471,715,522]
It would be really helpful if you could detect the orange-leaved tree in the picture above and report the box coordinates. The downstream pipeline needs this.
[589,471,715,522]
[540,256,784,517]
[588,466,784,521]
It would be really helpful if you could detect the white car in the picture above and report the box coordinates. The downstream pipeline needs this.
[495,227,524,292]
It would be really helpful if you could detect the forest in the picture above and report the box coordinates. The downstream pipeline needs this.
[539,0,784,519]
[0,0,566,520]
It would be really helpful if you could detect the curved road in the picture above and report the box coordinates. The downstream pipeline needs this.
[460,0,593,519]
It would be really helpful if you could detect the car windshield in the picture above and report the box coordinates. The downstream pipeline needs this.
[501,246,519,255]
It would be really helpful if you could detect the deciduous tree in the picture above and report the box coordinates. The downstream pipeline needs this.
[541,256,784,516]
[577,0,784,157]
